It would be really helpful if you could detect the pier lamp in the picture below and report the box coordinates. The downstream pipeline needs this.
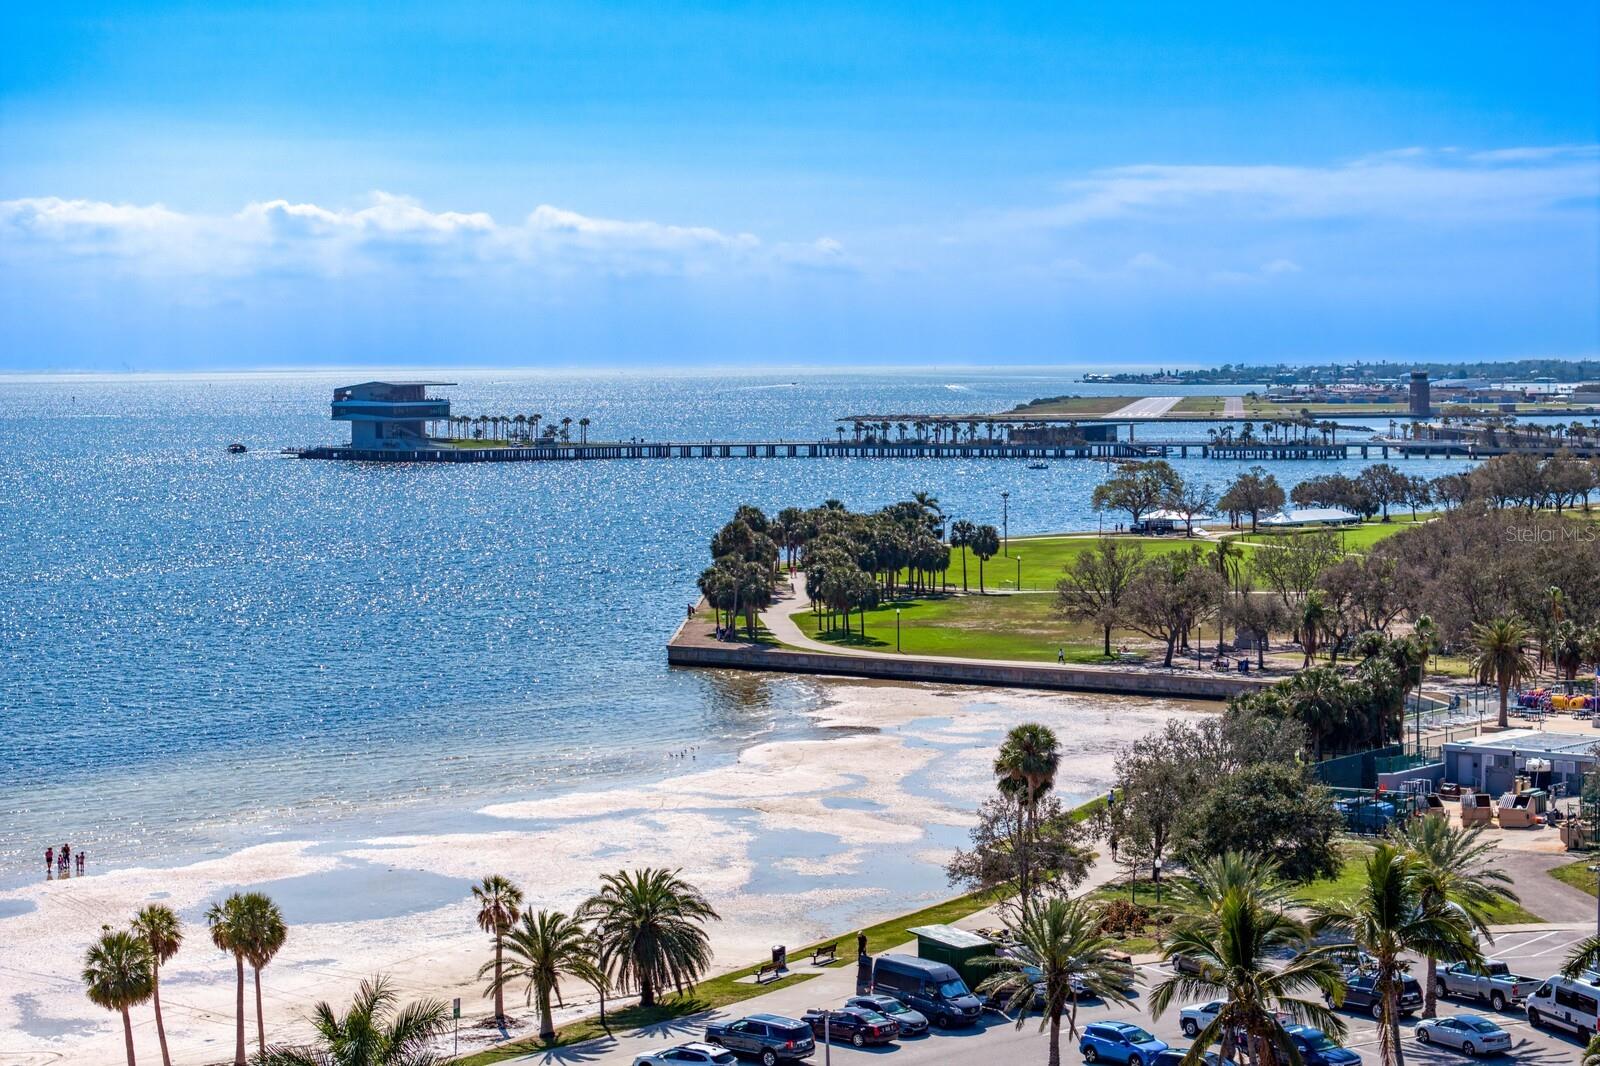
[896,608,902,653]
[1001,491,1010,554]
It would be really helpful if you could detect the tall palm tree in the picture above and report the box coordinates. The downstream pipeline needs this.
[130,904,183,1066]
[485,910,602,1042]
[1150,881,1345,1066]
[1300,591,1329,667]
[1469,617,1534,729]
[948,519,975,592]
[1288,667,1345,762]
[239,893,288,1055]
[1311,844,1482,1066]
[207,893,252,1066]
[975,898,1134,1066]
[578,417,590,444]
[472,875,523,1026]
[1391,818,1517,1017]
[993,724,1061,906]
[257,975,449,1066]
[83,927,155,1066]
[577,868,720,1008]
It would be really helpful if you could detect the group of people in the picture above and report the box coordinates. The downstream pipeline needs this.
[44,843,85,879]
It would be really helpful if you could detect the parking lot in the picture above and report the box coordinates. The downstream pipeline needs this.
[581,926,1597,1066]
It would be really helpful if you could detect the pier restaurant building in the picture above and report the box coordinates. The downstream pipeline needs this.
[330,381,453,449]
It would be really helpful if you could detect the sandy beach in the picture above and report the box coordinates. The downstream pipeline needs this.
[0,680,1208,1065]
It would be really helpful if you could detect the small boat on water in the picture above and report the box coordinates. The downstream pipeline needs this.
[226,442,248,453]
[1026,459,1049,470]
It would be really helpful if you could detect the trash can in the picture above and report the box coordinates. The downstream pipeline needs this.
[772,945,787,970]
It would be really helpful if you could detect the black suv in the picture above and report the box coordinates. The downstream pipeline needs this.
[704,1014,816,1066]
[1331,972,1423,1019]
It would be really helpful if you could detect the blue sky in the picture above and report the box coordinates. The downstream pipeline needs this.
[2,2,1597,370]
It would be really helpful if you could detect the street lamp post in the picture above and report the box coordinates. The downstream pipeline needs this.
[1590,863,1600,937]
[1154,857,1164,904]
[1015,555,1022,591]
[1001,491,1010,556]
[896,608,902,653]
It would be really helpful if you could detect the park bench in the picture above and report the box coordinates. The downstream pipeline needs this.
[754,963,781,985]
[810,942,838,966]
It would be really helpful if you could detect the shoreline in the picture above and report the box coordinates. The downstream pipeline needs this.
[0,679,1210,1065]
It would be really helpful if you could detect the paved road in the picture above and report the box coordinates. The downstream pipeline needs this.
[515,925,1594,1064]
[1103,396,1183,419]
[1223,396,1245,418]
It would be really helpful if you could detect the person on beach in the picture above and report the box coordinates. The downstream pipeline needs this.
[45,846,53,878]
[61,843,70,873]
[76,851,85,875]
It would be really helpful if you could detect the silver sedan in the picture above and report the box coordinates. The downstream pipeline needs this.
[1414,1014,1512,1057]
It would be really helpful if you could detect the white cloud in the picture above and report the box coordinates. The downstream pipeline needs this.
[1015,144,1600,229]
[0,192,833,280]
[1262,258,1301,275]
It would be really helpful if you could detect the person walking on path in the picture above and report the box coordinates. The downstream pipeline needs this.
[45,846,53,879]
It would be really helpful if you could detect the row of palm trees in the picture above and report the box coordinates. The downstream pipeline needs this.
[474,867,719,1043]
[433,414,590,444]
[842,418,1062,444]
[979,817,1530,1066]
[81,892,287,1066]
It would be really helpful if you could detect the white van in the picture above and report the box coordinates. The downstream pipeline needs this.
[1526,974,1600,1038]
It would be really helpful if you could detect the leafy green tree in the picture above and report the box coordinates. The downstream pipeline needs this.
[1124,547,1225,667]
[1469,617,1534,729]
[1391,818,1517,1017]
[1106,721,1199,884]
[1055,538,1144,656]
[1150,873,1344,1065]
[975,899,1134,1066]
[257,975,449,1066]
[472,875,524,1026]
[486,910,603,1042]
[130,905,183,1066]
[1312,845,1483,1066]
[945,792,1093,902]
[1177,763,1341,883]
[1091,459,1183,527]
[1219,466,1285,532]
[83,927,155,1066]
[578,868,720,1008]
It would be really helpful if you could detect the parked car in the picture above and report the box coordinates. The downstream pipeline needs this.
[633,1043,739,1066]
[846,993,928,1036]
[1334,798,1396,833]
[1435,960,1540,1010]
[1282,1025,1361,1066]
[871,953,983,1027]
[1332,971,1424,1018]
[1153,1050,1228,1066]
[1526,974,1600,1038]
[703,1014,816,1066]
[1178,1000,1223,1039]
[1079,1021,1169,1065]
[1171,953,1204,976]
[1414,1014,1513,1056]
[800,1007,897,1048]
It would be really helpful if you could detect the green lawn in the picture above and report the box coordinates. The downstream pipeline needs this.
[1173,396,1227,415]
[946,533,1240,592]
[793,592,1133,664]
[1552,858,1600,899]
[1231,513,1432,553]
[1007,395,1137,416]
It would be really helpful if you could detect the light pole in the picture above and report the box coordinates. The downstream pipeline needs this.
[1002,491,1010,556]
[1590,864,1600,937]
[1154,857,1164,904]
[1015,555,1022,591]
[895,608,901,653]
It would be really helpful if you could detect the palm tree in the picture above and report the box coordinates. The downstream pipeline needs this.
[1150,875,1345,1066]
[472,875,523,1026]
[1288,667,1345,762]
[207,893,252,1066]
[577,868,720,1008]
[975,898,1133,1066]
[1311,844,1482,1066]
[578,417,590,444]
[1469,617,1534,729]
[560,416,573,442]
[486,910,602,1042]
[83,927,155,1066]
[993,723,1061,906]
[1587,1033,1600,1066]
[130,905,183,1066]
[1300,591,1329,667]
[949,519,975,592]
[1391,818,1518,1017]
[239,893,288,1055]
[971,524,1001,594]
[257,975,449,1066]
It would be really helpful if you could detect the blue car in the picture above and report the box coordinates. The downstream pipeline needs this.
[1283,1025,1360,1066]
[1079,1021,1170,1065]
